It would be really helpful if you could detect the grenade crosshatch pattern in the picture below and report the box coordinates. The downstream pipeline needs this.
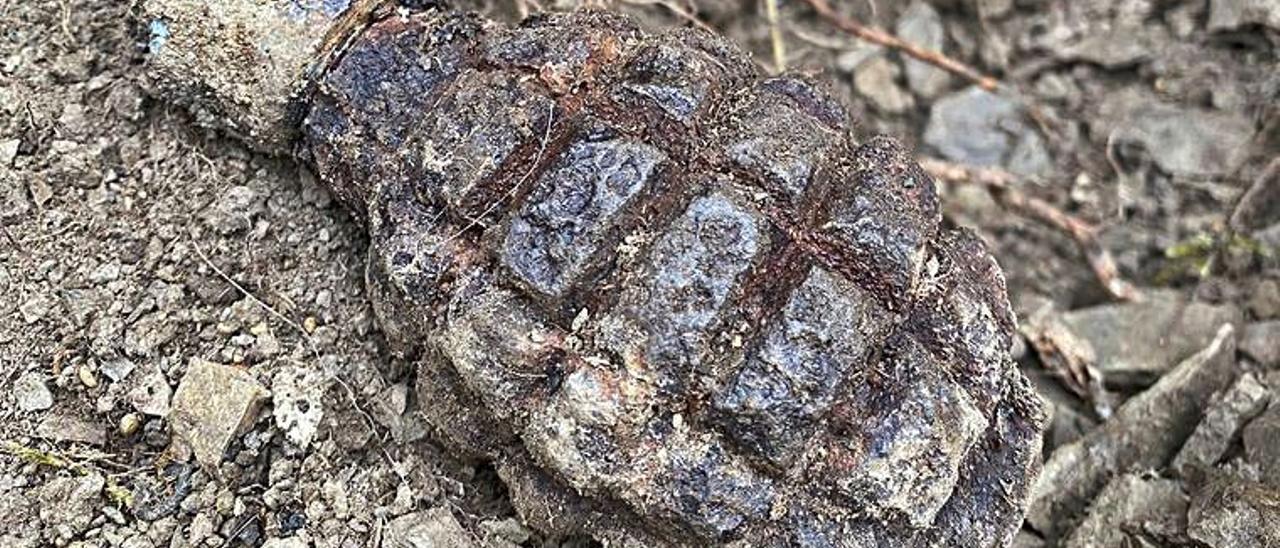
[145,4,1046,546]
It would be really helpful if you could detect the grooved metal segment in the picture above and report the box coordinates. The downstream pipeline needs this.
[301,9,1046,546]
[502,132,666,298]
[714,267,892,470]
[600,190,772,395]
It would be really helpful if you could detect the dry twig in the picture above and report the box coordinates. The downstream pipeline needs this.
[800,0,998,91]
[801,0,1060,138]
[919,157,1141,302]
[618,0,717,33]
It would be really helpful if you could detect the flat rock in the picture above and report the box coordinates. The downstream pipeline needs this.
[1064,473,1188,548]
[127,365,173,417]
[1057,27,1159,69]
[1248,279,1280,320]
[1231,158,1280,233]
[1241,321,1280,368]
[1012,530,1046,548]
[924,86,1051,176]
[271,365,328,449]
[385,507,476,548]
[36,414,107,446]
[169,359,269,469]
[1174,372,1271,472]
[1061,289,1243,388]
[14,372,53,412]
[1098,91,1254,178]
[1188,476,1280,547]
[261,539,308,548]
[895,2,951,98]
[201,185,264,235]
[1208,0,1280,32]
[1244,402,1280,488]
[853,56,914,114]
[0,171,30,223]
[1027,325,1238,541]
[36,473,105,540]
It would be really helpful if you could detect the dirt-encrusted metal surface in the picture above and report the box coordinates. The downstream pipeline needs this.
[145,4,1046,546]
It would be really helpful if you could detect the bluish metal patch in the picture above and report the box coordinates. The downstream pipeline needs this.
[147,20,170,54]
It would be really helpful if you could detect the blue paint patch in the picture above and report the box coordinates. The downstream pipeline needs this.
[285,0,351,20]
[148,20,170,54]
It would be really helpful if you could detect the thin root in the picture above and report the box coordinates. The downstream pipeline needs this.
[800,0,998,91]
[919,157,1141,302]
[618,0,717,33]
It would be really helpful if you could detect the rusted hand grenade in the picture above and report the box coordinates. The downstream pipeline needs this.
[144,1,1046,545]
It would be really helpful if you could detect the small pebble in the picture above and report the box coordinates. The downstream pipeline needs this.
[120,413,142,436]
[78,363,100,388]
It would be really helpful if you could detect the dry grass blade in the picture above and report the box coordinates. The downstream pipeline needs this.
[800,0,998,92]
[764,0,787,73]
[919,157,1142,302]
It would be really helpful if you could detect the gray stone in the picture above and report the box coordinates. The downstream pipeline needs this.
[124,312,177,358]
[1061,289,1243,388]
[261,539,308,548]
[18,293,55,325]
[1100,92,1254,178]
[1242,321,1280,368]
[36,414,107,445]
[170,359,269,469]
[0,171,29,223]
[271,365,328,449]
[924,86,1051,176]
[1012,530,1046,548]
[1064,473,1188,548]
[0,138,18,166]
[1231,158,1280,233]
[14,372,54,412]
[201,185,264,235]
[1244,403,1280,488]
[99,358,137,383]
[1173,372,1271,472]
[895,2,951,98]
[1056,28,1157,69]
[1027,325,1238,541]
[36,473,105,541]
[1249,279,1280,320]
[1208,0,1280,32]
[1188,476,1280,547]
[481,517,533,545]
[127,365,173,417]
[976,0,1014,17]
[853,56,914,114]
[385,507,476,548]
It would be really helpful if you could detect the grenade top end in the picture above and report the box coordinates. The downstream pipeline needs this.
[142,0,386,155]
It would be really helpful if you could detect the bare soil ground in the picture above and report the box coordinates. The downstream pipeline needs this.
[1,0,1276,546]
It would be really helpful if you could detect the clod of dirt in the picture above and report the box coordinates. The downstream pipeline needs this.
[142,2,1047,545]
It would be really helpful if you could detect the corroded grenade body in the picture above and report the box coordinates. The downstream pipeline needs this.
[143,2,1045,545]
